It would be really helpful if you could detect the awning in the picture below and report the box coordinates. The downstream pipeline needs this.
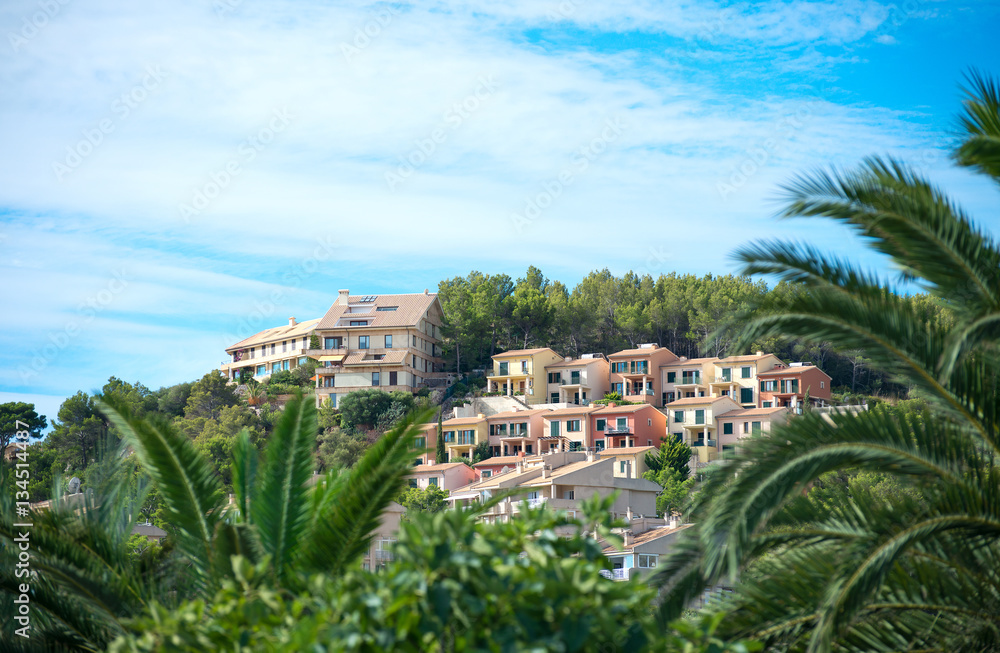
[447,492,480,501]
[317,355,344,362]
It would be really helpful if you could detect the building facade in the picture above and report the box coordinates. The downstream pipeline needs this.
[608,344,679,407]
[486,348,564,405]
[221,317,321,382]
[543,354,610,406]
[311,290,447,407]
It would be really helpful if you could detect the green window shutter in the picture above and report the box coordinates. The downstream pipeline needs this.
[723,423,733,435]
[741,387,754,404]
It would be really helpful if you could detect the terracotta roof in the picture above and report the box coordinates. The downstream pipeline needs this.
[593,404,658,414]
[487,408,551,420]
[716,407,789,418]
[609,346,675,359]
[599,446,656,456]
[758,365,829,377]
[343,349,407,366]
[473,456,523,467]
[545,357,603,368]
[715,353,782,364]
[410,462,470,473]
[442,416,487,426]
[315,293,440,330]
[541,406,602,417]
[493,348,560,358]
[519,460,601,485]
[226,318,322,352]
[602,524,694,553]
[665,396,734,407]
[660,357,718,368]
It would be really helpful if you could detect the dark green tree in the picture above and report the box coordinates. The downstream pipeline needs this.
[0,401,47,454]
[435,412,446,464]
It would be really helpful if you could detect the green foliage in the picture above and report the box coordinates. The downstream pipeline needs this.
[397,484,449,513]
[435,411,446,464]
[652,72,1000,652]
[338,389,415,431]
[645,437,692,480]
[0,400,47,452]
[184,371,239,421]
[315,427,369,470]
[471,440,492,464]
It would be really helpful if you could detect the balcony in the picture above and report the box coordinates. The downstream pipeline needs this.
[676,374,702,386]
[599,569,628,581]
[605,426,632,435]
[692,439,717,448]
[375,549,395,561]
[488,368,530,378]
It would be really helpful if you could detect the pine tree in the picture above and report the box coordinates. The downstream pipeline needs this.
[435,411,446,464]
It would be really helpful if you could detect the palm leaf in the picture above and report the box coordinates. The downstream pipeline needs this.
[251,392,317,583]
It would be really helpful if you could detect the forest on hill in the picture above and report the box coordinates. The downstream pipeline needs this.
[438,266,946,397]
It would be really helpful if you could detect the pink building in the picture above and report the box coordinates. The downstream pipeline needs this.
[590,403,668,450]
[408,462,476,491]
[540,406,602,453]
[486,408,549,457]
[608,344,679,407]
[758,363,832,409]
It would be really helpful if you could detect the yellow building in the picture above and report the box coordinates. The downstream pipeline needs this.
[486,348,563,405]
[441,415,489,461]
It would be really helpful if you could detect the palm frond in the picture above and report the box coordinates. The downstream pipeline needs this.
[100,401,224,589]
[252,392,317,583]
[230,427,259,524]
[955,68,1000,182]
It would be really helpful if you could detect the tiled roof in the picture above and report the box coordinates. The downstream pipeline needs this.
[593,403,657,414]
[541,406,602,417]
[132,523,168,537]
[488,408,551,420]
[545,357,602,368]
[410,462,470,473]
[493,348,560,358]
[599,446,656,455]
[602,523,694,553]
[473,456,523,467]
[609,346,674,358]
[717,407,788,418]
[226,318,322,352]
[519,460,601,485]
[660,357,718,367]
[442,416,487,426]
[715,353,782,364]
[665,396,733,407]
[758,365,827,377]
[316,293,439,330]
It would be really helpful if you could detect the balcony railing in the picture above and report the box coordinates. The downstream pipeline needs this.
[600,569,628,581]
[605,426,631,435]
[375,550,395,561]
[678,375,701,385]
[714,375,732,383]
[693,440,717,448]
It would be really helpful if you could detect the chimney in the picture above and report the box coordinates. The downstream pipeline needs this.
[542,466,550,479]
[477,413,485,419]
[338,289,350,305]
[623,531,633,546]
[424,288,429,295]
[756,351,764,356]
[289,317,297,327]
[608,402,617,408]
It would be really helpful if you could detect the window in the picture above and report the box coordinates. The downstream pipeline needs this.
[620,461,627,473]
[256,365,265,375]
[752,421,762,432]
[349,320,368,326]
[525,444,532,454]
[741,366,752,379]
[667,371,676,383]
[520,360,528,373]
[551,393,559,403]
[595,439,605,451]
[385,335,392,348]
[324,337,342,349]
[820,381,825,389]
[569,441,582,452]
[673,432,683,442]
[695,409,705,425]
[444,431,455,443]
[270,344,275,355]
[414,436,426,449]
[547,372,560,383]
[408,479,418,488]
[762,401,771,408]
[412,335,417,347]
[324,377,335,387]
[723,422,733,435]
[567,419,581,432]
[481,470,492,478]
[550,421,560,437]
[742,422,749,434]
[282,360,289,370]
[272,363,279,373]
[638,554,658,569]
[354,336,368,349]
[428,477,438,486]
[740,387,754,404]
[250,348,255,359]
[282,340,287,352]
[674,410,684,423]
[372,372,380,386]
[647,418,652,426]
[596,418,606,431]
[616,417,627,430]
[720,367,731,381]
[761,379,777,392]
[376,306,397,311]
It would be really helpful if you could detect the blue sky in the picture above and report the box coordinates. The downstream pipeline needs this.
[1,0,999,427]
